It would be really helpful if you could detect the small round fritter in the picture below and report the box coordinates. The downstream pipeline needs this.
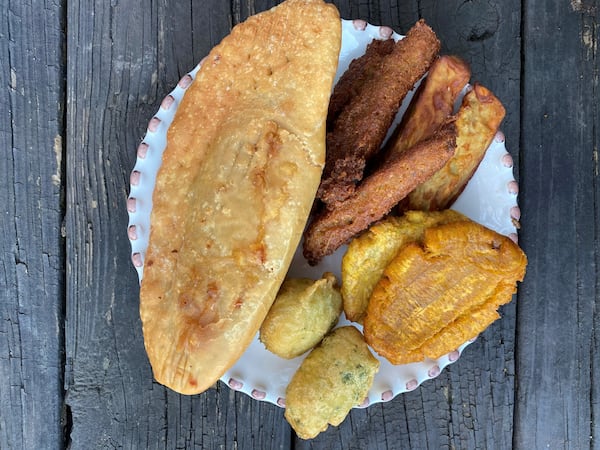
[259,273,342,359]
[284,326,379,439]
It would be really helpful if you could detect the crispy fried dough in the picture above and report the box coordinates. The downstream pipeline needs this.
[303,122,456,265]
[139,0,341,395]
[317,20,441,206]
[384,55,470,161]
[407,83,506,211]
[363,219,527,365]
[341,210,466,323]
[285,326,379,439]
[327,38,395,130]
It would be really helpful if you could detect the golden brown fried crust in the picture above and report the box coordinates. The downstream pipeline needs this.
[406,83,506,211]
[317,20,441,206]
[327,38,395,130]
[341,210,466,323]
[139,0,341,395]
[303,121,456,265]
[259,273,342,359]
[284,326,379,439]
[384,55,470,162]
[363,220,527,365]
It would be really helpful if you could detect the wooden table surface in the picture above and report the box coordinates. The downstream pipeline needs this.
[2,0,599,448]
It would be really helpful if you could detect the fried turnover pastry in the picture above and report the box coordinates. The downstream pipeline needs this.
[259,273,342,359]
[384,55,471,162]
[317,20,441,206]
[341,210,466,323]
[406,83,506,211]
[363,219,527,365]
[303,121,456,265]
[285,326,379,439]
[139,0,341,395]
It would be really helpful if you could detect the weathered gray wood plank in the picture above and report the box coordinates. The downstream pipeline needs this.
[61,0,599,449]
[0,0,65,449]
[514,1,600,448]
[64,0,291,448]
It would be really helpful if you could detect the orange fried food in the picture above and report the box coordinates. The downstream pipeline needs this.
[363,219,527,365]
[384,55,470,161]
[341,210,466,323]
[406,83,506,211]
[327,38,395,130]
[303,122,456,265]
[317,20,441,206]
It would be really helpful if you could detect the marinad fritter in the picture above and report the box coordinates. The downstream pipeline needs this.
[284,326,379,439]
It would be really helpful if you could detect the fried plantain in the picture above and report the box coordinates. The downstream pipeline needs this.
[341,210,466,323]
[363,219,527,365]
[384,55,470,162]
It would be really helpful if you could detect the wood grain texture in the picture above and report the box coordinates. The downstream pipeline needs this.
[22,0,592,449]
[515,1,599,448]
[63,0,290,448]
[0,0,66,449]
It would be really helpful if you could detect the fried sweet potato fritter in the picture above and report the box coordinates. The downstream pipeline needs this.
[317,20,441,206]
[303,122,456,265]
[363,219,527,365]
[406,83,506,211]
[384,55,471,162]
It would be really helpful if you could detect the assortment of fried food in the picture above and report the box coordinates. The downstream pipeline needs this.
[272,14,525,440]
[303,39,508,263]
[140,0,527,439]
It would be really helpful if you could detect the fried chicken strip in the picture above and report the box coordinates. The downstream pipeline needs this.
[317,20,441,206]
[304,121,456,265]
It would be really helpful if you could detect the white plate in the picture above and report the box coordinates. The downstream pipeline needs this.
[127,19,520,408]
